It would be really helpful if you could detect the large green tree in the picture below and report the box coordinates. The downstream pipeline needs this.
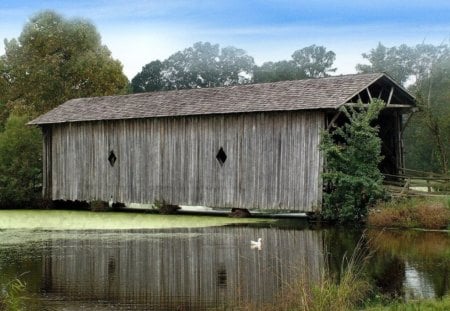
[1,10,129,116]
[357,43,450,174]
[253,60,305,83]
[0,11,129,206]
[132,42,254,92]
[292,44,336,78]
[254,45,336,83]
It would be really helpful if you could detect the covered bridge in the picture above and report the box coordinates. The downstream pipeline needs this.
[30,73,415,212]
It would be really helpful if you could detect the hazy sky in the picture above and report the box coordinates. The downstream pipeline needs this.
[1,0,450,79]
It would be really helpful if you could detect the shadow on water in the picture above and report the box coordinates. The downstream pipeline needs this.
[0,216,448,310]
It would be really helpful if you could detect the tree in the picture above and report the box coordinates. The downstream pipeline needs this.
[320,100,386,223]
[1,10,129,116]
[253,45,336,83]
[253,60,305,83]
[131,42,254,92]
[356,43,415,84]
[0,112,42,206]
[407,56,450,174]
[291,44,336,78]
[131,60,163,93]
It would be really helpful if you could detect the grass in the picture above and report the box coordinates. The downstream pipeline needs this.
[367,197,450,229]
[365,294,450,310]
[0,277,28,311]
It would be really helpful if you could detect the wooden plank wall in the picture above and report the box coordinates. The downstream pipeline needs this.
[46,111,324,211]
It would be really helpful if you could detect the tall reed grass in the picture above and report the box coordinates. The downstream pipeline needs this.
[0,277,28,311]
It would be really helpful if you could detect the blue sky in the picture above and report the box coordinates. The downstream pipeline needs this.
[1,0,450,79]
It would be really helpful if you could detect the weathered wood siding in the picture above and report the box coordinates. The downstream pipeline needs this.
[44,111,324,211]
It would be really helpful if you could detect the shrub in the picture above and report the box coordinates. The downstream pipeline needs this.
[320,100,386,223]
[368,198,450,229]
[0,112,42,207]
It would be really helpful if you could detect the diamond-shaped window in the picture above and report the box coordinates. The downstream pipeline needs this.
[108,150,117,167]
[216,147,227,166]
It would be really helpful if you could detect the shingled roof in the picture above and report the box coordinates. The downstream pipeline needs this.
[29,73,414,125]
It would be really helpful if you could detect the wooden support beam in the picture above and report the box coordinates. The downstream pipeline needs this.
[327,111,342,130]
[400,112,414,135]
[387,86,394,106]
[366,88,373,102]
[357,93,362,102]
[377,88,383,99]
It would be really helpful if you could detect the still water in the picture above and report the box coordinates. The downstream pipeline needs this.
[0,211,448,310]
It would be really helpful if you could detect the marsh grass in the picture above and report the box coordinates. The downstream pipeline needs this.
[236,234,373,311]
[0,277,28,311]
[368,197,450,229]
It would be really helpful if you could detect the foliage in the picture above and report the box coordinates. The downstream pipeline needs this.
[132,42,254,92]
[291,44,336,78]
[407,56,450,174]
[365,294,450,310]
[131,60,163,93]
[254,44,336,83]
[134,43,337,89]
[0,277,28,311]
[320,100,386,223]
[0,113,41,207]
[356,43,415,84]
[356,43,450,174]
[0,10,129,117]
[253,59,305,83]
[368,197,450,229]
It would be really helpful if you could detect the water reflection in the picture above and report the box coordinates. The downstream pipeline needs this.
[39,224,323,310]
[368,230,450,299]
[0,221,448,310]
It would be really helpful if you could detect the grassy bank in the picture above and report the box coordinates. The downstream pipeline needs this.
[365,294,450,310]
[367,197,450,229]
[0,209,270,230]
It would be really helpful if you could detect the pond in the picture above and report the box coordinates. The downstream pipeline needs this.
[0,210,448,310]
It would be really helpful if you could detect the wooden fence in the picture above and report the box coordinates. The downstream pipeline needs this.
[383,168,450,197]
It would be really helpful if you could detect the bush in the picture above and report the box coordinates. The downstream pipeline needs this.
[0,113,42,207]
[368,198,450,229]
[320,100,386,223]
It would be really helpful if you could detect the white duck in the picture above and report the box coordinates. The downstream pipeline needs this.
[250,238,262,250]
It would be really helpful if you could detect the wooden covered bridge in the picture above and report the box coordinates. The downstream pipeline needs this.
[30,73,416,212]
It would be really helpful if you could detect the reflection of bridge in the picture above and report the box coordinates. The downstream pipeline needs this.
[41,227,324,309]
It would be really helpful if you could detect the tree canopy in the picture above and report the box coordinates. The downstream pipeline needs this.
[254,45,336,83]
[0,10,129,117]
[133,43,337,91]
[132,42,254,92]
